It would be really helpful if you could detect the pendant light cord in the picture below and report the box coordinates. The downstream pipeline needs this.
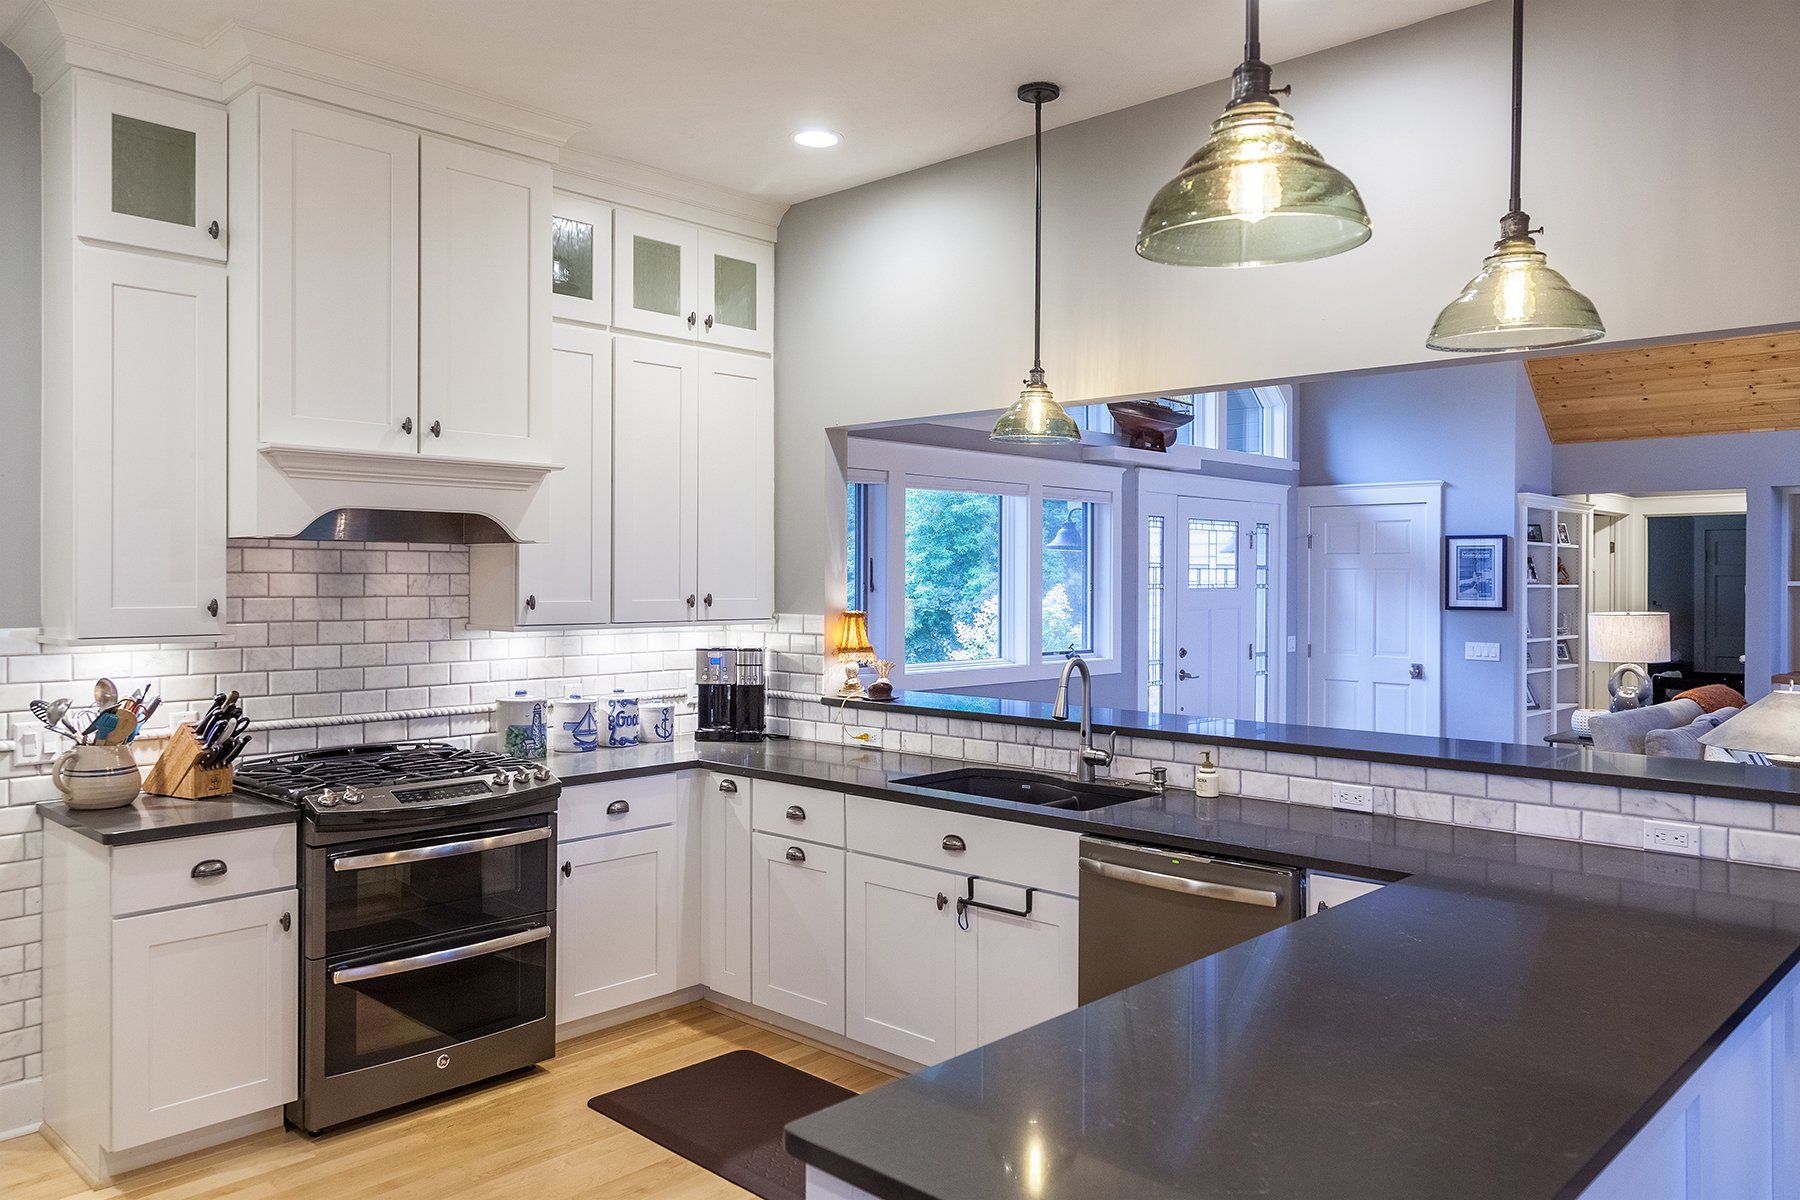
[1508,0,1524,216]
[1032,92,1043,375]
[1245,0,1260,63]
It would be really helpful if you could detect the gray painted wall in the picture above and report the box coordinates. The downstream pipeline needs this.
[0,47,37,627]
[1296,360,1543,742]
[1554,431,1799,696]
[774,0,1800,616]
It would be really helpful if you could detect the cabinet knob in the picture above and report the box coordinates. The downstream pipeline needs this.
[686,594,696,609]
[784,804,806,822]
[941,835,967,854]
[703,593,714,608]
[561,861,572,878]
[784,845,807,863]
[606,799,630,815]
[191,858,228,879]
[687,312,697,328]
[207,220,220,240]
[401,417,413,434]
[704,314,714,331]
[718,779,738,794]
[206,598,219,618]
[936,892,948,911]
[429,420,442,438]
[525,594,537,610]
[279,911,292,932]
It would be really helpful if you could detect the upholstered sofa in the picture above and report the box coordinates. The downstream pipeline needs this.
[1587,698,1741,759]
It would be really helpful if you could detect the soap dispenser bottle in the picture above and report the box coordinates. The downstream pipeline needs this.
[1194,752,1221,798]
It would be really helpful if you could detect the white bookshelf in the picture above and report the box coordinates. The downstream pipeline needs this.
[1517,493,1593,742]
[1785,488,1800,677]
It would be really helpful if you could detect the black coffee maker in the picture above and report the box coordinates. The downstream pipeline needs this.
[695,648,736,742]
[731,648,766,742]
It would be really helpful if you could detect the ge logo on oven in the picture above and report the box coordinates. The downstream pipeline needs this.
[436,1054,451,1070]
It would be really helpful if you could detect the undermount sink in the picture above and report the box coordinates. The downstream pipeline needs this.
[894,767,1150,811]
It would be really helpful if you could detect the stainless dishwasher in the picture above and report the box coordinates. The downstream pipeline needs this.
[1078,836,1302,1003]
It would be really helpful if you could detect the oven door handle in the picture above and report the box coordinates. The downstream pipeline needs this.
[330,826,551,872]
[330,925,551,985]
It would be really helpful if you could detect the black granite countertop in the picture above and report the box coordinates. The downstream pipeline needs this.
[39,792,297,845]
[827,689,1800,804]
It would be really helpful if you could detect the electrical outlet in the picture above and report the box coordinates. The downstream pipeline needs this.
[1330,782,1375,812]
[1643,820,1700,856]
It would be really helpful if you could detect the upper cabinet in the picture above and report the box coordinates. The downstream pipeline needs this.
[698,231,774,354]
[419,135,554,463]
[69,73,227,261]
[234,93,420,456]
[613,210,774,354]
[552,192,613,327]
[695,351,774,620]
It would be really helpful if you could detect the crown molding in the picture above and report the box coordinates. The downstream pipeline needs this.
[556,146,788,242]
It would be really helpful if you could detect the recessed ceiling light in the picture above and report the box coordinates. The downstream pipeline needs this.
[792,129,841,149]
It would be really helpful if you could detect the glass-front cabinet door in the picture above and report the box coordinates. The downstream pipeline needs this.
[72,72,227,261]
[612,207,698,340]
[699,231,774,354]
[551,192,613,327]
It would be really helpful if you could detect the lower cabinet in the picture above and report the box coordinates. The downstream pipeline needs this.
[845,855,959,1063]
[752,831,847,1034]
[557,824,680,1022]
[111,889,299,1150]
[952,883,1078,1054]
[700,772,754,1002]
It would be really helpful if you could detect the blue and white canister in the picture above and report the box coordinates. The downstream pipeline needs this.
[639,699,676,744]
[603,690,640,748]
[497,691,548,760]
[553,694,599,754]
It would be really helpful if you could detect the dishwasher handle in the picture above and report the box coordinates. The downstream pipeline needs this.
[1078,856,1282,908]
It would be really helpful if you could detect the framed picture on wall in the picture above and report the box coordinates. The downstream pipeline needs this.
[1445,535,1509,610]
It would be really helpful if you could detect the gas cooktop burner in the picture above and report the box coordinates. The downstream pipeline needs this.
[235,742,557,823]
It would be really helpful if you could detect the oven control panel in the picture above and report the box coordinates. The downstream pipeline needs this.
[394,780,498,804]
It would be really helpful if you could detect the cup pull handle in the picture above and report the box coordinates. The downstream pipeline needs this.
[942,835,967,853]
[785,846,806,863]
[718,779,738,794]
[607,800,630,815]
[785,805,806,822]
[192,859,227,879]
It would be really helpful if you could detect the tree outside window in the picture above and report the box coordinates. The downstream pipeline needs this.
[904,488,1003,664]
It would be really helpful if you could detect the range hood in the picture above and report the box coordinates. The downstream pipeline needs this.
[234,443,560,544]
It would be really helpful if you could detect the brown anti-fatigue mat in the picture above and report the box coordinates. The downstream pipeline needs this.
[587,1050,858,1200]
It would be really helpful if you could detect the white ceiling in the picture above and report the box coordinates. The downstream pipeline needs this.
[15,0,1489,205]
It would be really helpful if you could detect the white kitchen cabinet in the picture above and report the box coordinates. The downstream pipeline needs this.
[845,854,959,1064]
[41,245,227,641]
[613,207,699,340]
[698,230,774,354]
[232,92,420,456]
[752,831,847,1034]
[613,335,700,622]
[111,889,299,1150]
[557,825,680,1022]
[419,134,553,463]
[552,192,613,327]
[696,351,775,620]
[1307,872,1384,916]
[701,774,755,1003]
[65,71,227,261]
[470,324,613,628]
[953,882,1079,1054]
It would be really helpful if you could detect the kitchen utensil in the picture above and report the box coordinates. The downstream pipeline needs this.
[201,716,249,762]
[30,698,79,738]
[106,708,140,746]
[209,733,253,769]
[93,677,119,708]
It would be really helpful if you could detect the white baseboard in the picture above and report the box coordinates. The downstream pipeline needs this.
[554,986,706,1043]
[0,1076,45,1142]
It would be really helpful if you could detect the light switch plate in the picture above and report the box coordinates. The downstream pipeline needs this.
[1463,642,1502,662]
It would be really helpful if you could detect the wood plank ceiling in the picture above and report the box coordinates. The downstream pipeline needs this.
[1525,329,1800,444]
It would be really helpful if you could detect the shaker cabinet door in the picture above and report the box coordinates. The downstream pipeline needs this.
[73,73,227,261]
[252,93,420,454]
[698,231,773,354]
[551,192,613,327]
[695,352,774,621]
[69,247,227,640]
[700,774,754,1002]
[612,336,699,623]
[419,135,553,463]
[613,208,698,341]
[110,889,298,1150]
[752,832,846,1035]
[846,854,959,1065]
[953,884,1078,1055]
[557,826,680,1022]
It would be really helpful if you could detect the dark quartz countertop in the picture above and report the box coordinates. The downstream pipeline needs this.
[39,792,298,845]
[827,689,1800,804]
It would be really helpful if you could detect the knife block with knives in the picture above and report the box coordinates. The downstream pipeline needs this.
[143,722,237,799]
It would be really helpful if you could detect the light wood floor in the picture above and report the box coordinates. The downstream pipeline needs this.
[0,1003,896,1199]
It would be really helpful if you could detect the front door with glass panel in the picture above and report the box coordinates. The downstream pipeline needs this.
[74,73,227,261]
[1174,498,1277,721]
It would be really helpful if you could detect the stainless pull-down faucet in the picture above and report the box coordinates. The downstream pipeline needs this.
[1052,655,1115,783]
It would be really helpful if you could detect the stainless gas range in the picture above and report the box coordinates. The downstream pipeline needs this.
[235,743,562,1132]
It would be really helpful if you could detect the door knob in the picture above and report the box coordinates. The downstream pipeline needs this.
[1409,663,1425,679]
[1177,668,1194,680]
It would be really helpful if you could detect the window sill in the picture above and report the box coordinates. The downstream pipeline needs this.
[896,655,1120,691]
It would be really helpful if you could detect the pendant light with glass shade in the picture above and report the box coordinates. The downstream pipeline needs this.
[1136,0,1371,268]
[1426,0,1603,351]
[992,83,1081,445]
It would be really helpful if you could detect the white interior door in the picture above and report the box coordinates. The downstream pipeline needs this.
[1695,516,1748,674]
[1303,487,1442,735]
[1173,498,1279,721]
